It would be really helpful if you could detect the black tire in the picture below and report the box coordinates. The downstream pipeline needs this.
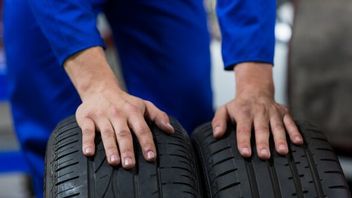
[192,121,351,198]
[45,116,203,198]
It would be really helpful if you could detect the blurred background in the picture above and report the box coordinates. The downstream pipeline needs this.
[0,0,351,197]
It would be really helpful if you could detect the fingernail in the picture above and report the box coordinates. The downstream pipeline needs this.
[147,151,155,160]
[295,136,303,143]
[124,157,132,167]
[214,126,221,136]
[85,147,93,155]
[279,144,287,152]
[241,148,251,156]
[110,155,119,163]
[260,148,270,157]
[166,123,175,133]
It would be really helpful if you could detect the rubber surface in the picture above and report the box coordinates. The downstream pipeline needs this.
[192,121,351,198]
[45,116,202,198]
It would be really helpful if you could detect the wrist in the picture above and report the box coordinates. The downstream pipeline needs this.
[64,47,122,100]
[234,62,274,97]
[79,76,122,101]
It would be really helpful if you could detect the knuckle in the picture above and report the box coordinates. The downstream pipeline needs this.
[136,127,149,136]
[134,124,149,135]
[105,146,117,154]
[82,140,93,147]
[121,149,134,156]
[256,127,269,134]
[102,129,115,138]
[255,104,268,114]
[116,129,130,138]
[159,111,168,120]
[290,129,300,135]
[238,107,251,116]
[133,100,145,109]
[237,127,251,134]
[125,104,139,113]
[85,110,95,118]
[257,143,269,149]
[237,140,250,147]
[271,103,280,110]
[144,100,153,106]
[121,150,134,158]
[285,122,296,129]
[110,107,121,117]
[96,110,106,117]
[141,143,154,151]
[276,140,287,146]
[154,110,166,121]
[272,123,284,131]
[82,128,94,136]
[102,126,114,133]
[254,102,264,109]
[76,106,89,117]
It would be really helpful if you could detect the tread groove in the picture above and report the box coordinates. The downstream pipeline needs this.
[55,176,79,186]
[304,145,325,197]
[55,140,79,152]
[267,160,282,198]
[214,168,237,180]
[211,156,235,167]
[55,132,79,145]
[55,150,79,161]
[214,181,241,197]
[287,147,304,198]
[245,159,260,198]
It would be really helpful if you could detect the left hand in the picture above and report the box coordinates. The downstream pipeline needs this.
[211,63,303,160]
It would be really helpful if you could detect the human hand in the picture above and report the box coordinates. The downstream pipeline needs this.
[64,47,174,169]
[211,63,303,160]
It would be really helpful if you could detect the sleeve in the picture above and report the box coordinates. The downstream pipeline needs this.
[217,0,276,70]
[28,0,105,66]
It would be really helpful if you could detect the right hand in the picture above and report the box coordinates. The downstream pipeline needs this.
[64,47,174,169]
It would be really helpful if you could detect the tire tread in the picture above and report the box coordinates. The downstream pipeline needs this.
[192,121,351,198]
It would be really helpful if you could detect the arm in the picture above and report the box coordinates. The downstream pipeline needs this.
[64,47,174,168]
[213,0,303,159]
[28,1,174,168]
[28,0,104,65]
[217,0,276,70]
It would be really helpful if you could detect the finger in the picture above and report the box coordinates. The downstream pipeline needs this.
[128,114,156,162]
[145,101,174,133]
[235,115,253,158]
[212,106,228,138]
[77,116,96,156]
[254,110,271,160]
[95,118,120,166]
[283,113,303,144]
[110,117,135,169]
[270,110,288,155]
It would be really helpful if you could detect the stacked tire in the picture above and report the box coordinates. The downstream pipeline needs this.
[45,116,351,198]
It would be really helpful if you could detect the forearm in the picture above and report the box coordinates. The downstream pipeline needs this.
[64,47,122,100]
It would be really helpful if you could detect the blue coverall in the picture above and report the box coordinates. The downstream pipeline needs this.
[3,0,275,197]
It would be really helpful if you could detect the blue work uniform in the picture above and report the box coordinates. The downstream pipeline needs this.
[3,0,275,197]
